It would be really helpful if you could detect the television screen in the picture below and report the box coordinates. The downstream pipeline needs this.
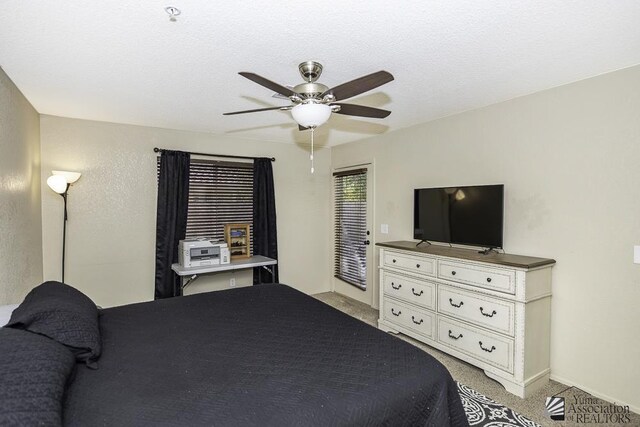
[413,185,504,248]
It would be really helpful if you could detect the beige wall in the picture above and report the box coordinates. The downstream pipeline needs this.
[0,67,42,304]
[40,116,332,308]
[332,65,640,411]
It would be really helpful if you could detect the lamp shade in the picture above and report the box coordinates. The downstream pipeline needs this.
[52,170,82,184]
[291,103,331,128]
[47,175,68,194]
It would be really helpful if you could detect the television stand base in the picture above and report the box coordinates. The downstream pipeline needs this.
[478,247,499,255]
[416,240,431,247]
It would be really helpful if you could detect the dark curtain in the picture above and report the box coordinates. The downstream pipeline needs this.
[155,150,190,299]
[253,158,279,284]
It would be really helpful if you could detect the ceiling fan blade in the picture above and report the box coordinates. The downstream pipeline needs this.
[321,70,394,101]
[223,106,289,116]
[332,103,391,119]
[239,72,299,98]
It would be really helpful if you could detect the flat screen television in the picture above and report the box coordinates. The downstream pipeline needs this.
[413,184,504,248]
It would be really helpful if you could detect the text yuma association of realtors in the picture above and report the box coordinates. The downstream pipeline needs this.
[567,396,631,424]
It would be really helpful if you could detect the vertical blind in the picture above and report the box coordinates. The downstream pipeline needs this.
[158,158,253,249]
[334,168,368,289]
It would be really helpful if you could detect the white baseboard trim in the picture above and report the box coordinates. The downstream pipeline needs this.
[549,374,639,415]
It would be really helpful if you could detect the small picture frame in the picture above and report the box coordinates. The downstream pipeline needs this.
[224,223,251,259]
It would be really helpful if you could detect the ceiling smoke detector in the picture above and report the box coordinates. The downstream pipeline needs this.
[164,6,181,22]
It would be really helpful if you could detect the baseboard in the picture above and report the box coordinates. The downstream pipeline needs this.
[549,374,639,415]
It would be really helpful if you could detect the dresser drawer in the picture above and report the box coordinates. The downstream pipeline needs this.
[383,298,435,340]
[438,285,515,336]
[438,261,516,294]
[383,251,435,277]
[438,317,514,374]
[382,272,436,310]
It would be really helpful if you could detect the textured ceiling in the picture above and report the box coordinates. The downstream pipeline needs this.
[1,1,639,147]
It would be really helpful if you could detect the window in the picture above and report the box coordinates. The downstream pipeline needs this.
[158,158,253,250]
[333,168,368,289]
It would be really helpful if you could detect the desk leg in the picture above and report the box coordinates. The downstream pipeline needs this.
[261,266,275,283]
[181,274,199,292]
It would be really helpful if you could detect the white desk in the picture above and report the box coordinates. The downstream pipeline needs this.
[172,256,277,289]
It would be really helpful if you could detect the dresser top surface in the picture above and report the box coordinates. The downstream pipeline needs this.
[377,241,555,269]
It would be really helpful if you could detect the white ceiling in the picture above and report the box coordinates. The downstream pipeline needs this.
[1,1,639,147]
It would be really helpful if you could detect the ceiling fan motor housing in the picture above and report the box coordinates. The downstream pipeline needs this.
[293,61,329,98]
[293,82,329,98]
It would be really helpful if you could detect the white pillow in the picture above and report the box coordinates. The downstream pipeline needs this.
[0,304,19,326]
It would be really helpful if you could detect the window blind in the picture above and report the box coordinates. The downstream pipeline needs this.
[158,158,254,249]
[333,168,368,289]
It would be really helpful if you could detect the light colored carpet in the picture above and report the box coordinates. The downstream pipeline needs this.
[313,291,639,427]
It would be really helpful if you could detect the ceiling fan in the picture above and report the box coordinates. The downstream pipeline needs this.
[224,61,394,173]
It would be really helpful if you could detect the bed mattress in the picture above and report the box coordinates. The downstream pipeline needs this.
[63,284,467,426]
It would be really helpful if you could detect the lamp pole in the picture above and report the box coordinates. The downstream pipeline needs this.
[47,171,81,284]
[61,183,69,283]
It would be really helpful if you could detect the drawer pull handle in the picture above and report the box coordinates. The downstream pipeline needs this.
[392,259,397,263]
[416,264,420,268]
[451,271,457,276]
[411,316,424,325]
[480,307,497,317]
[391,282,401,290]
[479,341,496,353]
[411,288,423,296]
[391,308,401,316]
[449,298,464,308]
[486,277,492,283]
[448,330,463,340]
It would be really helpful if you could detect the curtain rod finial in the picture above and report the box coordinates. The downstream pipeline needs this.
[154,147,161,153]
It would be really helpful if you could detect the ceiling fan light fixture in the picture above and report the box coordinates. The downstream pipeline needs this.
[291,103,331,128]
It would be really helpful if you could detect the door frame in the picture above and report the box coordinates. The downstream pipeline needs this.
[331,161,376,308]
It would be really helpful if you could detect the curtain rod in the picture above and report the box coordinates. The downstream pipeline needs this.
[153,147,275,162]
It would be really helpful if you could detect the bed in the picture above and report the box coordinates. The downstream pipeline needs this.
[2,282,467,426]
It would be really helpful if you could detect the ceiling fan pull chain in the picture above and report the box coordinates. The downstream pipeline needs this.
[310,127,315,174]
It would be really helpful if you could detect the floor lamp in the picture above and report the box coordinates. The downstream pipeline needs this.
[46,170,81,284]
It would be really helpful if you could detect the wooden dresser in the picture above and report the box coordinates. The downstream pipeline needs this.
[377,241,555,398]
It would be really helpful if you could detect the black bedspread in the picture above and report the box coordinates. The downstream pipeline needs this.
[63,284,467,426]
